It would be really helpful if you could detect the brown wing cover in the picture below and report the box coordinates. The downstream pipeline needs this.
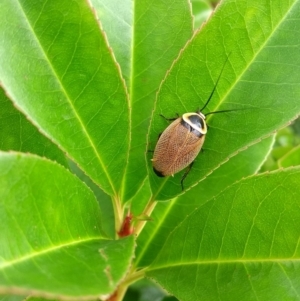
[152,118,205,176]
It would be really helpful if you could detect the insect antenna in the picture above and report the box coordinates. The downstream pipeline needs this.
[205,108,249,116]
[199,54,232,112]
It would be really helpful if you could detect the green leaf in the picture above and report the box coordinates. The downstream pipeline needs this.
[147,167,300,301]
[136,135,275,267]
[82,0,194,202]
[68,160,115,239]
[26,298,55,301]
[260,126,300,172]
[0,152,134,298]
[0,87,67,168]
[0,0,129,196]
[279,144,300,168]
[190,0,213,29]
[0,296,24,301]
[130,177,152,217]
[90,0,132,85]
[121,0,194,201]
[148,0,300,200]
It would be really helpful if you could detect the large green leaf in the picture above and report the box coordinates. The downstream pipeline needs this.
[136,135,275,267]
[121,0,194,201]
[0,87,67,167]
[86,0,194,202]
[147,167,300,301]
[0,0,129,196]
[148,0,300,200]
[0,152,134,298]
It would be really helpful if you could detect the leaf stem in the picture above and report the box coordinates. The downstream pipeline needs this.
[112,195,124,236]
[107,269,145,301]
[134,197,157,236]
[122,268,146,286]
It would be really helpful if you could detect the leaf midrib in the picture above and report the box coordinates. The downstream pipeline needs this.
[148,257,300,271]
[0,236,104,269]
[206,0,298,117]
[153,0,299,198]
[135,198,177,266]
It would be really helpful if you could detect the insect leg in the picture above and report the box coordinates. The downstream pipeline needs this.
[180,161,194,191]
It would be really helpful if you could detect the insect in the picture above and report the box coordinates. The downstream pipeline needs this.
[152,56,240,190]
[117,213,134,237]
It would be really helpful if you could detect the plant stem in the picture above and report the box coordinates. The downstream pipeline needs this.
[107,285,127,301]
[134,197,157,236]
[122,268,145,286]
[107,270,145,301]
[112,195,124,236]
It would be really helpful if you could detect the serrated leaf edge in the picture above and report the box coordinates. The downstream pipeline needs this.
[148,0,300,200]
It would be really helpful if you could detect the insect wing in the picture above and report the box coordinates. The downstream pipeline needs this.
[170,123,205,175]
[152,118,205,176]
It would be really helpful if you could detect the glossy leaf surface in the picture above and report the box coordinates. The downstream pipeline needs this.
[0,0,129,196]
[147,167,300,301]
[89,0,194,202]
[0,152,134,298]
[137,136,275,267]
[121,0,194,201]
[148,0,300,199]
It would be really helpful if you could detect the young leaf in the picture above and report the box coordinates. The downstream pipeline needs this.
[147,167,300,301]
[0,0,129,196]
[148,0,300,200]
[0,152,134,298]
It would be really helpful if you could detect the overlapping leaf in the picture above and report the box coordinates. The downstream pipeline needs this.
[0,152,134,298]
[279,145,300,168]
[90,0,132,84]
[0,87,67,167]
[191,0,213,29]
[0,296,24,301]
[136,136,275,267]
[121,0,194,201]
[147,167,300,301]
[148,0,300,200]
[0,0,129,196]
